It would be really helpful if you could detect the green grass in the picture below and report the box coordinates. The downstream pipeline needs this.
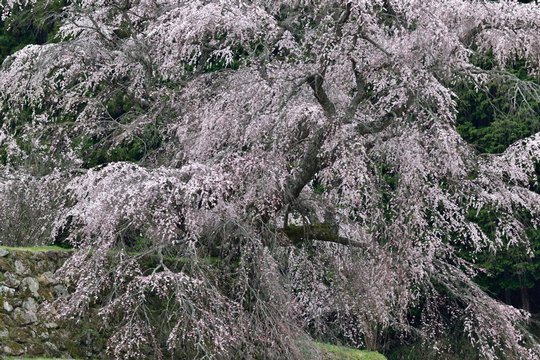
[5,344,384,360]
[6,358,70,360]
[0,245,73,252]
[318,343,387,360]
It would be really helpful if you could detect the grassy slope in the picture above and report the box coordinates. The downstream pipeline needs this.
[6,344,387,360]
[6,358,66,360]
[317,343,387,360]
[0,245,73,252]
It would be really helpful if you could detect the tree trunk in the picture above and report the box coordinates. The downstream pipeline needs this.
[520,287,531,313]
[504,288,512,306]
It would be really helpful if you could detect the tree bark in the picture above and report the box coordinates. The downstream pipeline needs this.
[282,224,366,248]
[504,288,512,306]
[520,287,531,313]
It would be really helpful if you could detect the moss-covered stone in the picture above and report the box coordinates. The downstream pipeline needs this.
[0,248,104,359]
[1,313,16,327]
[9,326,33,343]
[2,340,26,356]
[0,257,13,272]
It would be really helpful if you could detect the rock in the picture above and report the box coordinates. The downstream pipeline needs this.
[3,300,13,312]
[9,327,32,343]
[3,341,25,356]
[0,250,104,358]
[0,257,11,272]
[0,313,15,327]
[37,271,57,286]
[44,341,59,354]
[39,330,50,340]
[0,285,15,296]
[34,260,49,274]
[13,307,38,325]
[0,248,9,257]
[53,284,68,297]
[4,272,21,288]
[22,277,40,297]
[55,329,72,351]
[22,297,38,313]
[26,342,47,357]
[37,287,55,301]
[44,322,59,329]
[14,260,28,275]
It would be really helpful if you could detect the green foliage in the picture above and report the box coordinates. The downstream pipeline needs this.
[529,159,540,194]
[183,36,267,74]
[119,228,153,253]
[106,92,139,120]
[0,0,66,64]
[0,145,7,165]
[465,207,498,241]
[76,124,162,168]
[380,163,398,223]
[475,227,540,295]
[386,338,477,360]
[65,91,164,168]
[457,117,534,154]
[455,56,540,154]
[312,176,326,195]
[454,56,540,309]
[113,20,132,40]
[464,206,540,303]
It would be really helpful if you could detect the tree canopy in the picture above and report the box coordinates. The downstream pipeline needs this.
[1,1,540,359]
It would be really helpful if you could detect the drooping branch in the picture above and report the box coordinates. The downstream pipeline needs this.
[359,32,392,58]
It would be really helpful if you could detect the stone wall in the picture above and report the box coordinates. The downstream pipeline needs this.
[0,248,103,358]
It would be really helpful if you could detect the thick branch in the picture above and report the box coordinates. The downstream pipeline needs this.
[284,62,372,205]
[346,59,368,119]
[335,3,352,38]
[357,89,416,135]
[306,74,336,117]
[359,32,392,58]
[281,73,335,204]
[356,117,394,135]
[282,224,365,248]
[283,126,326,202]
